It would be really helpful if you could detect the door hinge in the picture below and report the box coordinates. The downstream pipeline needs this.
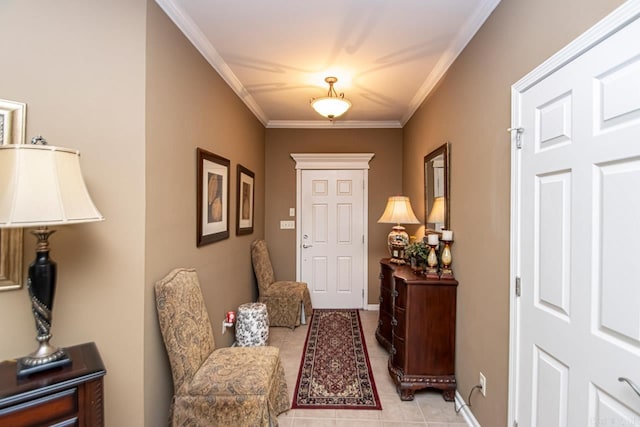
[515,276,521,297]
[362,289,364,298]
[513,420,518,427]
[362,235,365,244]
[508,127,524,149]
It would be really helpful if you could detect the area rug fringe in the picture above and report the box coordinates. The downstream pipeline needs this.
[292,309,382,410]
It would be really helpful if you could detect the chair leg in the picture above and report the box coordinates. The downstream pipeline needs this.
[300,302,306,325]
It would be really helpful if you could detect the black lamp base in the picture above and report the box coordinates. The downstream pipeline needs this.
[17,349,71,378]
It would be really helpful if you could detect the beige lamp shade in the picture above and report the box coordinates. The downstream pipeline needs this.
[427,196,445,224]
[377,196,420,225]
[0,144,104,228]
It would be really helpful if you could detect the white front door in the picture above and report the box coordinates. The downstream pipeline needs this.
[300,169,365,309]
[511,6,640,426]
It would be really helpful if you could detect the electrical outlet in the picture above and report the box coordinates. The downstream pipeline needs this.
[479,372,487,397]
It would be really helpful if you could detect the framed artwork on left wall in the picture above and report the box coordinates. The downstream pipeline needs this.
[236,164,254,235]
[196,148,230,246]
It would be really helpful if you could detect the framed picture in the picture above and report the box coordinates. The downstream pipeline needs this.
[197,148,230,246]
[0,98,26,291]
[236,164,255,235]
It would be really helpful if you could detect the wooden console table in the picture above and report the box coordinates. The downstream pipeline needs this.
[376,259,458,401]
[0,342,106,426]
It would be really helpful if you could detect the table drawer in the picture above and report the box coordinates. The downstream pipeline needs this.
[393,279,407,309]
[391,333,406,367]
[0,387,78,427]
[393,306,406,339]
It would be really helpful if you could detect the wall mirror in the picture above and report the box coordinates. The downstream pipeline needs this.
[424,142,450,232]
[0,98,26,291]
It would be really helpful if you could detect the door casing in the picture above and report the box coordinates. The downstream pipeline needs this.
[291,153,374,309]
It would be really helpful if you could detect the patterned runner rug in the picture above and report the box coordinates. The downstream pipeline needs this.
[292,309,382,410]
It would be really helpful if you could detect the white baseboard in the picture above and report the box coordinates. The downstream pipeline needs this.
[455,390,481,427]
[366,304,379,311]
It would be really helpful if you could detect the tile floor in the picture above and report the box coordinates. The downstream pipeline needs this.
[268,310,467,427]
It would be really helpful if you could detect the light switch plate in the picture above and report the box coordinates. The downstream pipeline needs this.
[280,220,295,229]
[289,208,295,217]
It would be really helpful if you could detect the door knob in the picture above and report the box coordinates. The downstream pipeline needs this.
[302,244,313,248]
[619,377,640,398]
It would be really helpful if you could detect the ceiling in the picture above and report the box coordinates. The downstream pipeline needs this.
[155,0,501,128]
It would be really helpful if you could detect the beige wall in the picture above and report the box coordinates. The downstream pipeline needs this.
[0,2,265,426]
[144,2,266,425]
[403,0,623,425]
[0,1,147,425]
[264,128,403,304]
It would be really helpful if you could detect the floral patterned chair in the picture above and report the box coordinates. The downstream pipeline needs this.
[155,268,290,426]
[250,239,313,328]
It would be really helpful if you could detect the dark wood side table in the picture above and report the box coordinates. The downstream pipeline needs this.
[387,265,458,401]
[0,342,106,426]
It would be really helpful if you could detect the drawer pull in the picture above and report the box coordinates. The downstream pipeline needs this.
[392,290,399,298]
[378,319,383,326]
[379,296,383,303]
[391,346,397,355]
[379,273,384,279]
[391,318,398,326]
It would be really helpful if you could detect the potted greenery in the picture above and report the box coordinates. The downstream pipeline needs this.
[405,241,429,271]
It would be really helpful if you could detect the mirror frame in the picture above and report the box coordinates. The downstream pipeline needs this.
[0,98,26,291]
[424,142,450,232]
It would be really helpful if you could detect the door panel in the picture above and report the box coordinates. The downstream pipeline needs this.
[301,169,365,308]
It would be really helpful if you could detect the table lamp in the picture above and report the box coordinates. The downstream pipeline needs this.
[0,137,104,377]
[377,196,420,264]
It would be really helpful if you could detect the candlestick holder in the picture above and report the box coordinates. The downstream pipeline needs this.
[440,239,454,279]
[425,243,439,279]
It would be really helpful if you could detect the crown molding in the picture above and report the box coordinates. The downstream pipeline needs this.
[401,0,501,125]
[267,120,402,129]
[156,0,500,129]
[154,0,269,126]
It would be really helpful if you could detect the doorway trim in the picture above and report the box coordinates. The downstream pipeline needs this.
[508,2,640,425]
[291,153,375,308]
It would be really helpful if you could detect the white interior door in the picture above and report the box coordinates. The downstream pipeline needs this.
[511,5,640,426]
[300,169,365,308]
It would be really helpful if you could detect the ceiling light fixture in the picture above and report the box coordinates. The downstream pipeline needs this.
[310,76,351,120]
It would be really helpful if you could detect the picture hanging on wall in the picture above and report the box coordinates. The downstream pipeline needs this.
[196,148,230,246]
[236,164,254,235]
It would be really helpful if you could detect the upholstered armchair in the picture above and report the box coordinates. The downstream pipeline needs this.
[250,239,313,328]
[155,268,289,426]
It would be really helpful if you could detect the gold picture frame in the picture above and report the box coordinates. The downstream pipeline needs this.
[0,98,26,291]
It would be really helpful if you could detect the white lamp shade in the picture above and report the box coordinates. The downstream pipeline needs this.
[377,196,420,225]
[0,144,104,228]
[427,196,445,224]
[311,97,351,119]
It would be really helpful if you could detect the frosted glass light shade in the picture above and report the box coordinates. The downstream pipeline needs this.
[311,97,351,119]
[377,196,420,225]
[0,144,104,228]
